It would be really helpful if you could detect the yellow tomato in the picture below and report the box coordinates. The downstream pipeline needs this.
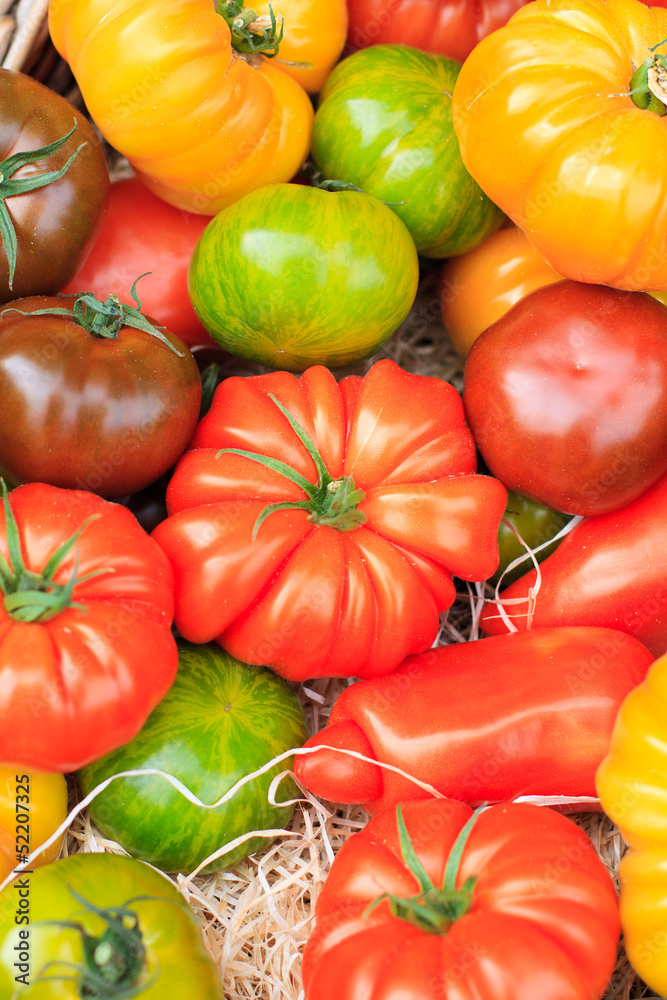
[48,0,334,214]
[439,226,564,356]
[0,766,68,883]
[597,652,667,994]
[257,0,348,94]
[452,0,667,290]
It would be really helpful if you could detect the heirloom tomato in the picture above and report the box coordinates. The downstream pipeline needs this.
[311,45,503,257]
[0,482,178,772]
[0,767,67,883]
[79,641,308,874]
[440,226,564,356]
[492,491,569,586]
[480,469,667,657]
[0,69,109,303]
[151,360,507,681]
[302,799,620,1000]
[187,184,419,370]
[0,290,201,497]
[463,282,667,516]
[47,0,343,215]
[345,0,533,63]
[295,626,652,812]
[451,0,667,290]
[64,177,214,348]
[0,853,223,998]
[597,652,667,996]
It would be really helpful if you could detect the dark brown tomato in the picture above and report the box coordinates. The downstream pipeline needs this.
[462,282,667,516]
[0,69,109,303]
[0,295,201,498]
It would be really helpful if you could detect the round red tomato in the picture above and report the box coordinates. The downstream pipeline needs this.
[463,282,667,516]
[64,176,214,348]
[0,291,201,498]
[345,0,533,63]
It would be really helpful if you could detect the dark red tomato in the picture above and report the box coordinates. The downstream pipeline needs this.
[463,282,667,516]
[345,0,532,63]
[0,292,201,498]
[64,176,214,348]
[0,69,109,303]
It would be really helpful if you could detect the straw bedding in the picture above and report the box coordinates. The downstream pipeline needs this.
[0,17,658,999]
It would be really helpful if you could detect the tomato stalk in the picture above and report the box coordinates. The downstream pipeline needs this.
[0,123,84,290]
[0,276,184,356]
[34,888,152,999]
[364,805,481,934]
[629,37,667,115]
[217,0,284,56]
[217,392,367,538]
[0,481,108,623]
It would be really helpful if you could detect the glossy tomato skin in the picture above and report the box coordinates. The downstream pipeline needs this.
[597,652,667,995]
[0,69,109,304]
[48,0,318,215]
[346,0,532,63]
[440,226,564,356]
[451,0,667,290]
[463,282,667,516]
[63,177,214,348]
[479,470,667,656]
[294,626,652,811]
[0,483,178,772]
[79,641,308,873]
[311,45,504,258]
[0,853,223,997]
[0,295,201,498]
[0,767,67,882]
[188,185,420,370]
[252,0,348,93]
[302,799,620,1000]
[152,360,507,681]
[493,490,570,586]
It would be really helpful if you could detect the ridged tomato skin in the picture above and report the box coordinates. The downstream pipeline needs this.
[302,799,620,1000]
[48,0,315,214]
[451,0,667,290]
[152,360,508,680]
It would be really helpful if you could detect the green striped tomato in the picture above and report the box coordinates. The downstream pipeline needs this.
[78,641,308,874]
[311,44,504,258]
[187,183,419,371]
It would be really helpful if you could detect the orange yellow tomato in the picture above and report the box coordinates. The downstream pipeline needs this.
[439,226,564,355]
[48,0,346,214]
[0,766,68,883]
[452,0,667,290]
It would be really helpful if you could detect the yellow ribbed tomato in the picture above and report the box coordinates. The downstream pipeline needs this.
[48,0,343,214]
[452,0,667,291]
[596,652,667,994]
[0,766,68,883]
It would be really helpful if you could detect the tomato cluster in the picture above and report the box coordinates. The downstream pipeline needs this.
[2,0,667,996]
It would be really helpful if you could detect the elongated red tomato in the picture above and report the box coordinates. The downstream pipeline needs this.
[152,360,507,681]
[0,483,177,772]
[302,799,620,1000]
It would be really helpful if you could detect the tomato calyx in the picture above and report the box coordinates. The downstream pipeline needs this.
[0,481,109,623]
[35,888,152,999]
[217,0,284,56]
[1,276,184,357]
[630,37,667,115]
[217,392,367,537]
[364,805,481,934]
[0,122,85,290]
